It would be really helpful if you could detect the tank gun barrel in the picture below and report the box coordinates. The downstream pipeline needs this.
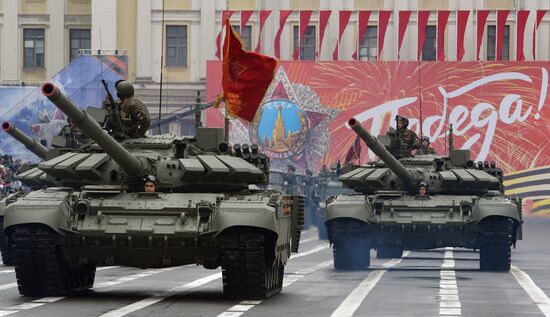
[348,118,416,190]
[41,82,143,176]
[2,122,48,160]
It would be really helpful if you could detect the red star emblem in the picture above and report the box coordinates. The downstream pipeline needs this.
[228,56,246,84]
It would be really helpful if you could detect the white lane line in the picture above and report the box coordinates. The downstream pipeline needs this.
[440,247,461,317]
[300,236,318,243]
[329,251,411,317]
[0,283,17,291]
[511,265,550,316]
[0,270,14,274]
[292,243,329,259]
[98,273,222,317]
[219,260,333,317]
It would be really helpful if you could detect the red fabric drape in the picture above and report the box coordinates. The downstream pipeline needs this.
[456,10,470,61]
[254,10,272,53]
[318,10,331,59]
[293,10,313,60]
[352,11,371,60]
[437,11,450,61]
[333,10,352,60]
[533,10,547,60]
[378,11,392,60]
[417,11,430,60]
[496,10,510,60]
[240,10,254,34]
[476,10,490,60]
[516,10,529,61]
[398,11,412,60]
[215,10,235,59]
[274,10,292,59]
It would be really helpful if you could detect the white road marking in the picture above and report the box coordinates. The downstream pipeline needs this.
[219,261,333,317]
[300,236,317,243]
[511,265,550,316]
[0,283,17,291]
[0,270,14,274]
[329,251,410,317]
[440,248,461,316]
[292,243,329,259]
[98,273,222,317]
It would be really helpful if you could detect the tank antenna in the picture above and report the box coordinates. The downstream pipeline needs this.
[157,0,166,135]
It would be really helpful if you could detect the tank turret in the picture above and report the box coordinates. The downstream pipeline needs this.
[2,122,48,160]
[348,118,417,192]
[41,82,144,177]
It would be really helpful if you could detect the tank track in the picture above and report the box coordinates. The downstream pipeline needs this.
[220,231,283,299]
[478,217,514,271]
[376,246,404,259]
[328,219,370,270]
[0,216,14,266]
[11,225,96,297]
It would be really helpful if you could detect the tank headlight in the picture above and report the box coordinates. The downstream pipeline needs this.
[75,200,89,215]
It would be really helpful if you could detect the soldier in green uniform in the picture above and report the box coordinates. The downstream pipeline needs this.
[416,136,437,155]
[387,116,419,158]
[114,81,151,138]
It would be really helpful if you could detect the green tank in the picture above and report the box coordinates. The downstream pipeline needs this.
[316,174,355,240]
[2,82,304,299]
[326,118,522,271]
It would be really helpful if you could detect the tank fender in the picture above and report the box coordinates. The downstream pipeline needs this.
[472,199,522,223]
[325,197,370,223]
[213,201,278,236]
[3,190,71,235]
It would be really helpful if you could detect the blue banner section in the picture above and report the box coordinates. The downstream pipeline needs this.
[0,54,128,161]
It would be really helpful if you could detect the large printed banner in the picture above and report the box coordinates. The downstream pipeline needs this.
[206,61,550,214]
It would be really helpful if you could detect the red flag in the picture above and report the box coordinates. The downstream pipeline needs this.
[378,11,392,60]
[496,10,510,60]
[333,10,352,61]
[476,10,490,60]
[417,11,430,60]
[437,11,450,61]
[293,11,313,60]
[318,10,331,59]
[215,10,235,60]
[516,10,529,61]
[398,11,411,60]
[344,135,362,164]
[255,10,272,53]
[274,10,292,59]
[456,11,470,61]
[352,11,371,60]
[222,20,278,122]
[533,10,546,60]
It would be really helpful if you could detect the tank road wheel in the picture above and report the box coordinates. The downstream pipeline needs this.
[11,225,96,297]
[376,246,404,259]
[328,219,370,270]
[478,217,514,271]
[0,216,14,266]
[220,230,283,299]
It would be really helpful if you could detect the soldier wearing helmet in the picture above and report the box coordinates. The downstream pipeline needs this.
[416,136,437,155]
[387,115,419,158]
[418,181,429,196]
[114,81,151,138]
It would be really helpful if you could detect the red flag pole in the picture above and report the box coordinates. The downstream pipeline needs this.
[224,0,230,143]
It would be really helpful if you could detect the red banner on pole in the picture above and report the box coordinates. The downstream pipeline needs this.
[254,10,271,53]
[333,10,352,61]
[352,11,371,61]
[456,11,470,61]
[496,10,510,60]
[437,11,450,61]
[516,10,530,61]
[292,10,313,61]
[417,11,430,60]
[398,11,412,60]
[476,10,490,60]
[378,11,392,60]
[318,10,331,59]
[215,10,235,59]
[240,10,254,34]
[533,10,547,60]
[274,10,292,59]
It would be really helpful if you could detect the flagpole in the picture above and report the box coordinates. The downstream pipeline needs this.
[223,0,230,144]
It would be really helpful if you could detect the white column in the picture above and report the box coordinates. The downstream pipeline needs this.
[199,0,216,80]
[1,0,20,82]
[47,0,65,78]
[327,0,343,60]
[91,0,117,50]
[136,0,152,81]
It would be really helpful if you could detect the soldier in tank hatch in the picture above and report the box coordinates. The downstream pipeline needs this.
[387,115,419,158]
[114,81,151,138]
[416,136,437,155]
[143,175,157,193]
[418,181,429,196]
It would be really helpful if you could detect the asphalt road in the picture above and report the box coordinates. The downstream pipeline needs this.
[0,217,548,317]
